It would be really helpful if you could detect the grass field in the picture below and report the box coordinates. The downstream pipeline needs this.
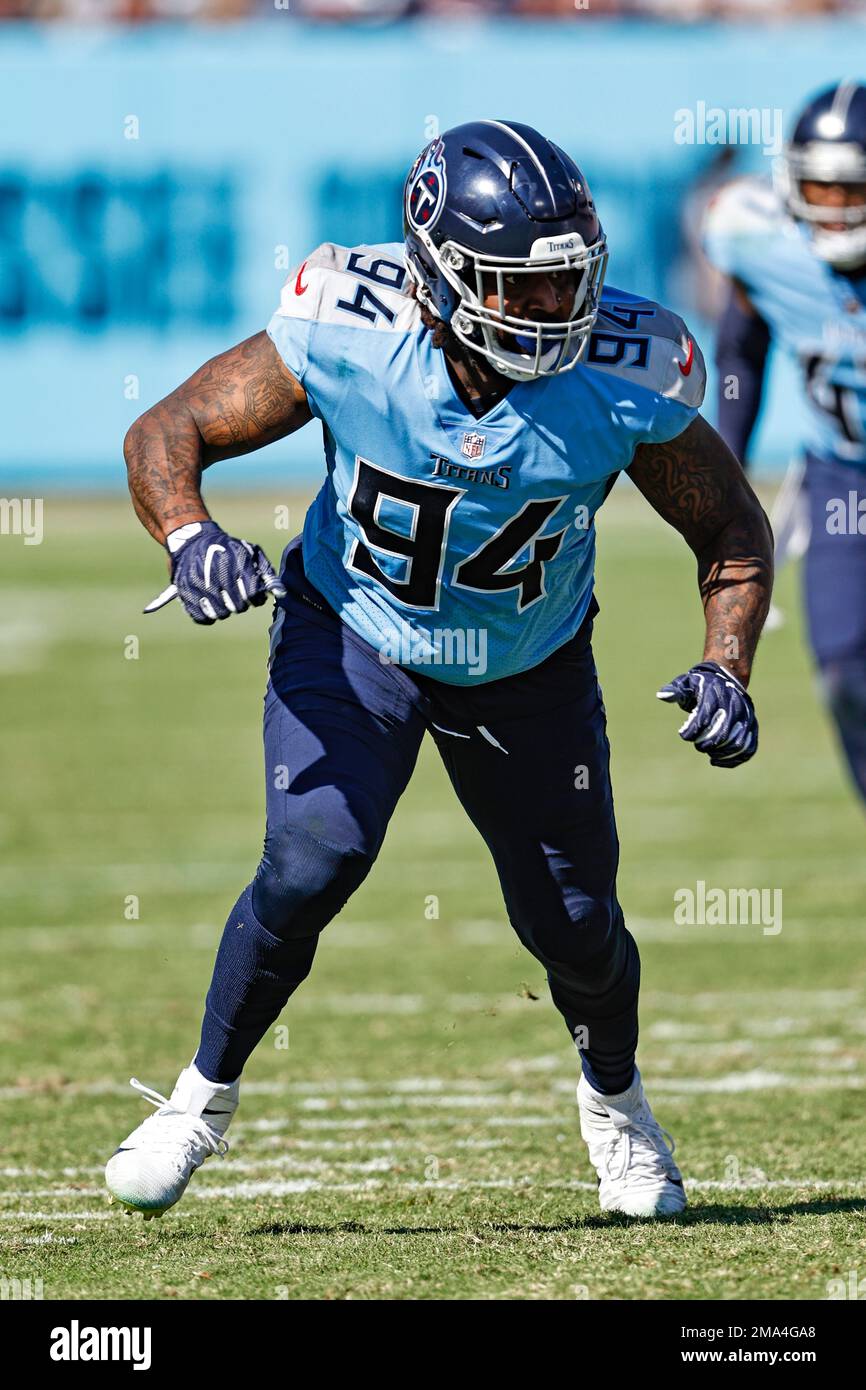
[2,485,865,1301]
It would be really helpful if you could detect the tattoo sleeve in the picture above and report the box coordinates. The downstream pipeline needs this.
[627,414,774,687]
[123,331,312,545]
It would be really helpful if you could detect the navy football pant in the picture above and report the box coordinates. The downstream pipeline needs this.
[196,541,639,1093]
[803,453,866,806]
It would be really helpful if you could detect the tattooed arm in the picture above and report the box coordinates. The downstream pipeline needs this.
[627,413,773,687]
[124,331,312,545]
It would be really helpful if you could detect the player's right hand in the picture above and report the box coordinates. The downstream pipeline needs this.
[148,520,286,625]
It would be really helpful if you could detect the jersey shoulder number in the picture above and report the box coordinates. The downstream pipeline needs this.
[274,241,419,335]
[588,285,706,412]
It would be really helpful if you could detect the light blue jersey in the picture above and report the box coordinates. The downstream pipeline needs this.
[267,241,704,685]
[704,177,866,467]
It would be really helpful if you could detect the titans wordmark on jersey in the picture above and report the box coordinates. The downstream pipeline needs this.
[267,242,705,685]
[704,177,866,466]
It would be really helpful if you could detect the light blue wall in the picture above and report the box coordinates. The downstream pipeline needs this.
[1,18,859,488]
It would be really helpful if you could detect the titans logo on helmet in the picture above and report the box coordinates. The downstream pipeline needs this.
[406,139,447,232]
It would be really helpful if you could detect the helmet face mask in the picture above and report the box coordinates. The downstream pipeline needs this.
[403,121,608,381]
[775,82,866,271]
[410,232,608,380]
[449,238,607,380]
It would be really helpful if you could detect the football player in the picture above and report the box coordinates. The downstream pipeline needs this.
[108,121,772,1222]
[704,81,866,807]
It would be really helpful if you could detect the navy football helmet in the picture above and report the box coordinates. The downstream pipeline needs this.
[403,120,608,381]
[775,80,866,270]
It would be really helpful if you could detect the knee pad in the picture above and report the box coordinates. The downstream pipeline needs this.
[820,660,866,733]
[252,824,373,941]
[516,895,625,986]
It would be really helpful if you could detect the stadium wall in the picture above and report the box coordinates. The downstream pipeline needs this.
[0,18,859,488]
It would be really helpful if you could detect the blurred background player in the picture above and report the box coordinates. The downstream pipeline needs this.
[704,80,866,810]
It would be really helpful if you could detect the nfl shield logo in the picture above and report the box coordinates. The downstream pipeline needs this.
[461,431,486,461]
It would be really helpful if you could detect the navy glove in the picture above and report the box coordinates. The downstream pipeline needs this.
[145,520,286,625]
[656,660,758,768]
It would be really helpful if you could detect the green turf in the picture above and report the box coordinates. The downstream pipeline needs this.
[1,487,865,1300]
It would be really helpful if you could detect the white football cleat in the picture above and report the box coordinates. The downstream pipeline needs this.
[578,1067,686,1218]
[105,1061,239,1218]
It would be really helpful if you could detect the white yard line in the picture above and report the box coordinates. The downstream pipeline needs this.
[3,1063,863,1105]
[234,1133,505,1151]
[149,1175,866,1200]
[651,1070,866,1093]
[4,916,866,949]
[296,1115,565,1129]
[198,1175,866,1197]
[0,1210,112,1221]
[297,1092,540,1111]
[3,1175,864,1207]
[646,989,861,1012]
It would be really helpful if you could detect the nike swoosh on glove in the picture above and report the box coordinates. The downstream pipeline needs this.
[166,520,286,625]
[656,661,758,768]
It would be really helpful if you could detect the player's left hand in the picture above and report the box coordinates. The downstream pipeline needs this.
[656,660,758,768]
